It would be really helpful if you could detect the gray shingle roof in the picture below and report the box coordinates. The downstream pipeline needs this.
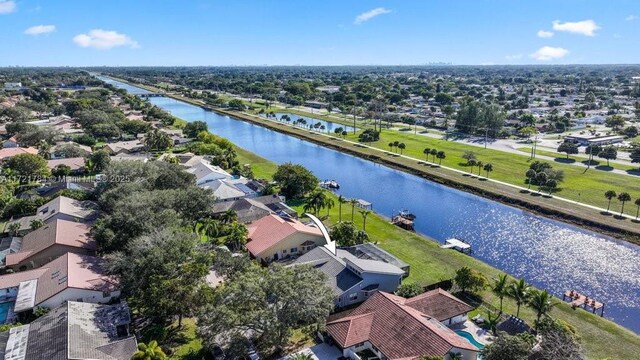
[292,247,362,296]
[6,301,137,360]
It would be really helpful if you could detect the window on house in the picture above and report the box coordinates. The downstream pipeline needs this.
[349,293,358,300]
[116,324,129,338]
[282,249,287,254]
[290,248,298,253]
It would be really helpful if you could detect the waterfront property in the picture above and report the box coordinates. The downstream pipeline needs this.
[245,213,327,263]
[291,245,405,308]
[326,291,479,360]
[4,196,99,235]
[0,301,136,360]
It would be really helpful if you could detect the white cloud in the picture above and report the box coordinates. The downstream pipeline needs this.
[505,54,523,60]
[530,46,569,61]
[537,30,554,38]
[354,7,392,24]
[73,29,139,49]
[0,0,16,14]
[626,15,638,21]
[24,25,56,35]
[552,20,600,36]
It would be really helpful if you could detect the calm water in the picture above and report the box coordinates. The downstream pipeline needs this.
[103,77,640,333]
[262,112,357,134]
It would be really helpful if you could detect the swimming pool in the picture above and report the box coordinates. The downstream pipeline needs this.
[0,301,15,324]
[456,330,485,350]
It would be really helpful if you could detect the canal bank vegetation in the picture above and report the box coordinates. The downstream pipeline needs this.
[233,150,640,360]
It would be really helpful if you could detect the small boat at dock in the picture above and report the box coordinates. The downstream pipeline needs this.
[319,180,340,189]
[398,209,416,221]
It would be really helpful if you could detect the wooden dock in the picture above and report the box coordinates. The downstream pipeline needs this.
[562,290,605,317]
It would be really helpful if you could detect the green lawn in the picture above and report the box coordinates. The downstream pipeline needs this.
[515,146,639,172]
[342,130,640,216]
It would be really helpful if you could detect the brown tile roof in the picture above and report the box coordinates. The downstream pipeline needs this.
[404,288,475,321]
[46,157,86,171]
[5,220,95,266]
[0,147,38,160]
[245,214,322,257]
[326,292,478,359]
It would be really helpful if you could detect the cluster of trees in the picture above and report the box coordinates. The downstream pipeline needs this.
[185,131,239,170]
[455,97,506,137]
[273,163,318,199]
[461,151,494,178]
[603,190,639,217]
[524,161,564,194]
[423,147,446,165]
[388,141,406,154]
[358,128,380,142]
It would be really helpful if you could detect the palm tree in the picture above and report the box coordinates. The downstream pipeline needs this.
[197,217,220,240]
[483,163,493,179]
[618,192,631,216]
[225,223,248,252]
[131,340,167,360]
[393,140,399,152]
[492,273,509,314]
[447,352,463,360]
[338,195,347,222]
[350,198,358,222]
[525,169,537,190]
[436,151,446,165]
[467,159,476,174]
[635,198,640,220]
[304,188,328,215]
[429,148,437,162]
[484,311,500,336]
[325,196,335,217]
[508,278,531,318]
[29,219,44,231]
[359,210,371,231]
[389,142,394,151]
[398,143,406,155]
[476,161,483,176]
[423,147,431,161]
[604,190,617,213]
[535,172,547,193]
[528,289,554,330]
[220,209,237,224]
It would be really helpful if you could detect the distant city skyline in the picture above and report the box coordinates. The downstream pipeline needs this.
[1,0,639,66]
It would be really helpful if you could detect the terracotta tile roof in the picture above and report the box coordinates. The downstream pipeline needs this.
[0,147,38,160]
[404,288,475,321]
[5,220,95,267]
[326,292,478,359]
[0,253,117,307]
[245,214,322,257]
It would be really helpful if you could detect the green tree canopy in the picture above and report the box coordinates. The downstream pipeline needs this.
[273,163,318,199]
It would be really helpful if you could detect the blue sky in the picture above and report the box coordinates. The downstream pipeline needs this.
[1,0,639,66]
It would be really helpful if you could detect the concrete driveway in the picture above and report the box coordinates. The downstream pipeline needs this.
[281,343,342,360]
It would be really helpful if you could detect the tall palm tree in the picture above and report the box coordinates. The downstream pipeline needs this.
[508,278,531,318]
[423,147,431,161]
[483,163,493,179]
[476,161,483,176]
[492,273,509,314]
[618,192,631,216]
[436,151,446,165]
[430,148,438,162]
[484,311,500,336]
[528,289,555,330]
[131,340,167,360]
[359,210,371,231]
[350,198,358,222]
[398,143,406,154]
[197,217,220,240]
[325,196,335,217]
[635,198,640,220]
[7,223,20,237]
[338,195,347,222]
[604,190,617,213]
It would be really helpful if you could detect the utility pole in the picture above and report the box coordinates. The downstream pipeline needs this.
[484,127,488,149]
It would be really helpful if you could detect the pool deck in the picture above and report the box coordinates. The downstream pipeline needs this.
[450,320,494,345]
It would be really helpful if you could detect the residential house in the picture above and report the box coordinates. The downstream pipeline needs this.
[50,141,92,159]
[0,252,119,323]
[326,291,479,360]
[252,194,298,218]
[0,301,136,360]
[46,157,87,174]
[35,196,99,224]
[3,83,22,91]
[186,160,233,185]
[157,152,205,168]
[0,147,38,161]
[291,246,404,307]
[104,140,144,155]
[212,198,273,224]
[346,243,410,276]
[245,214,327,263]
[4,220,95,271]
